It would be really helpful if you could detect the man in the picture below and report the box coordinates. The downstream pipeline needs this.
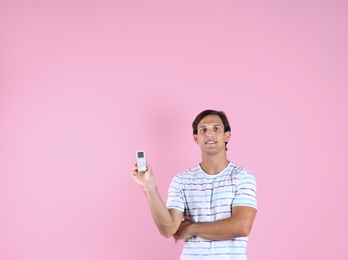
[131,109,257,259]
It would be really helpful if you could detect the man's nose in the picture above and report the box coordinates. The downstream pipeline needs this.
[205,129,214,137]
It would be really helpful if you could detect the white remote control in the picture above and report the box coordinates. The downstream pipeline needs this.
[136,150,147,172]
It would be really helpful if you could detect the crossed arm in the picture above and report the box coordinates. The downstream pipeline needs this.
[173,206,257,243]
[144,182,256,242]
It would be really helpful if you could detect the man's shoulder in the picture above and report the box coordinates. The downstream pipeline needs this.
[174,165,201,179]
[229,162,255,179]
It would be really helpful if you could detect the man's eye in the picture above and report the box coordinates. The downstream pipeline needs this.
[200,128,207,133]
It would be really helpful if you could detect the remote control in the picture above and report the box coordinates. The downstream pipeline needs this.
[136,150,147,172]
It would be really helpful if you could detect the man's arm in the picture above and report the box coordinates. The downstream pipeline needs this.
[131,161,183,238]
[174,206,256,242]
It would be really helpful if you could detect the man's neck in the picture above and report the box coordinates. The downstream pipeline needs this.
[200,154,230,175]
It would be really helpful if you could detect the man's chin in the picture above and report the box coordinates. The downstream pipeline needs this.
[203,148,218,156]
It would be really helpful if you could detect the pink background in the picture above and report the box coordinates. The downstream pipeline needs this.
[1,0,347,259]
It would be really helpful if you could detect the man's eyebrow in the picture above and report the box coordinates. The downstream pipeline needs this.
[198,124,222,129]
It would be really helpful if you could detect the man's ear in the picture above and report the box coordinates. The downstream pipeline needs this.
[225,131,231,142]
[193,134,199,144]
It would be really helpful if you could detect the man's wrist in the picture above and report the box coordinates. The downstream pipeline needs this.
[189,222,198,237]
[143,183,157,193]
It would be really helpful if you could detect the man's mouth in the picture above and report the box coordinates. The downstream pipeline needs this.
[205,140,217,144]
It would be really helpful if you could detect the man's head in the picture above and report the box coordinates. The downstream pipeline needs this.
[192,109,231,151]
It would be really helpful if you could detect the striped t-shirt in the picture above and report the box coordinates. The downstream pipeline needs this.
[166,162,257,260]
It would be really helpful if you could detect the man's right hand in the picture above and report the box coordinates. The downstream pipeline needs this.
[131,161,156,191]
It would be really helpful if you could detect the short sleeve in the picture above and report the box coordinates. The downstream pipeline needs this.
[232,171,257,209]
[166,175,185,212]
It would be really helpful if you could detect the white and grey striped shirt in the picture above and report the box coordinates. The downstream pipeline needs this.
[166,162,257,260]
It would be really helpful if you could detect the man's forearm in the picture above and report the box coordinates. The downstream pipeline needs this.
[180,207,257,241]
[144,184,178,237]
[189,217,250,240]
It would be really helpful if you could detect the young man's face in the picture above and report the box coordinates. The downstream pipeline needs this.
[193,115,231,156]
